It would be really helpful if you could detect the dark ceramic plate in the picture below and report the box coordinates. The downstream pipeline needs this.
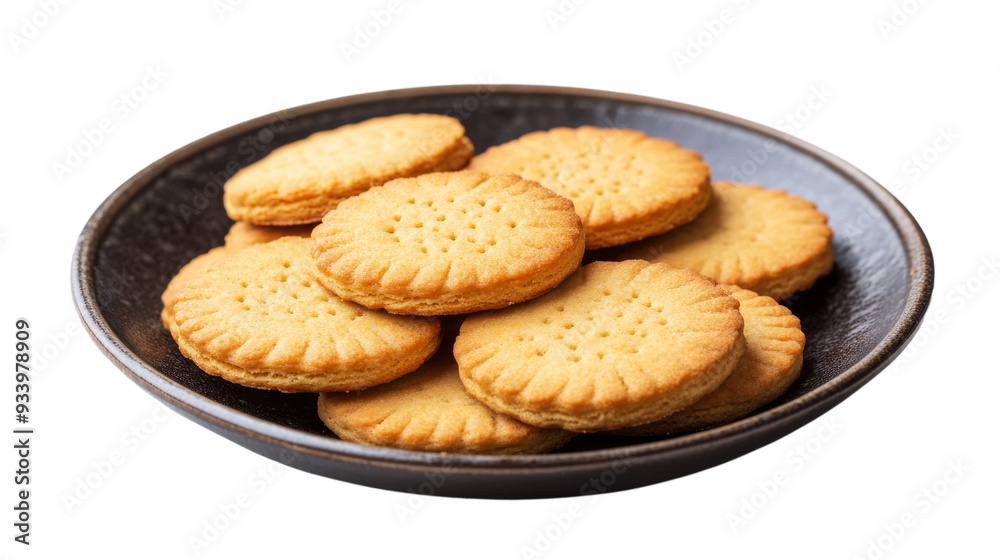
[72,85,932,499]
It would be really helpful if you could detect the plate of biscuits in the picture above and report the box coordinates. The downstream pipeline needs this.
[73,85,932,498]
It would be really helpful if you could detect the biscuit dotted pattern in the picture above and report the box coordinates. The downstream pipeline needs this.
[468,126,711,248]
[618,182,834,300]
[173,238,439,379]
[311,171,585,313]
[455,260,746,431]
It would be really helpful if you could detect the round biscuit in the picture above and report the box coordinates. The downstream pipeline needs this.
[467,126,711,249]
[311,171,586,315]
[614,182,834,300]
[223,114,473,225]
[454,260,746,432]
[171,237,441,393]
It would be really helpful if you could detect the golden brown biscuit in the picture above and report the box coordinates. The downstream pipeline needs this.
[160,246,233,329]
[454,260,746,432]
[311,171,586,316]
[614,182,834,300]
[163,224,317,328]
[224,114,473,225]
[611,285,805,435]
[467,126,711,249]
[171,237,441,393]
[224,221,316,251]
[318,344,575,454]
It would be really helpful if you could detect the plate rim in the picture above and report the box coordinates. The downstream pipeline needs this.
[71,83,934,474]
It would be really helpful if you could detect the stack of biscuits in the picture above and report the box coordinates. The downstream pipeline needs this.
[161,113,833,454]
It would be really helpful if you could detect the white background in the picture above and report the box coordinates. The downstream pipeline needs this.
[3,0,998,558]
